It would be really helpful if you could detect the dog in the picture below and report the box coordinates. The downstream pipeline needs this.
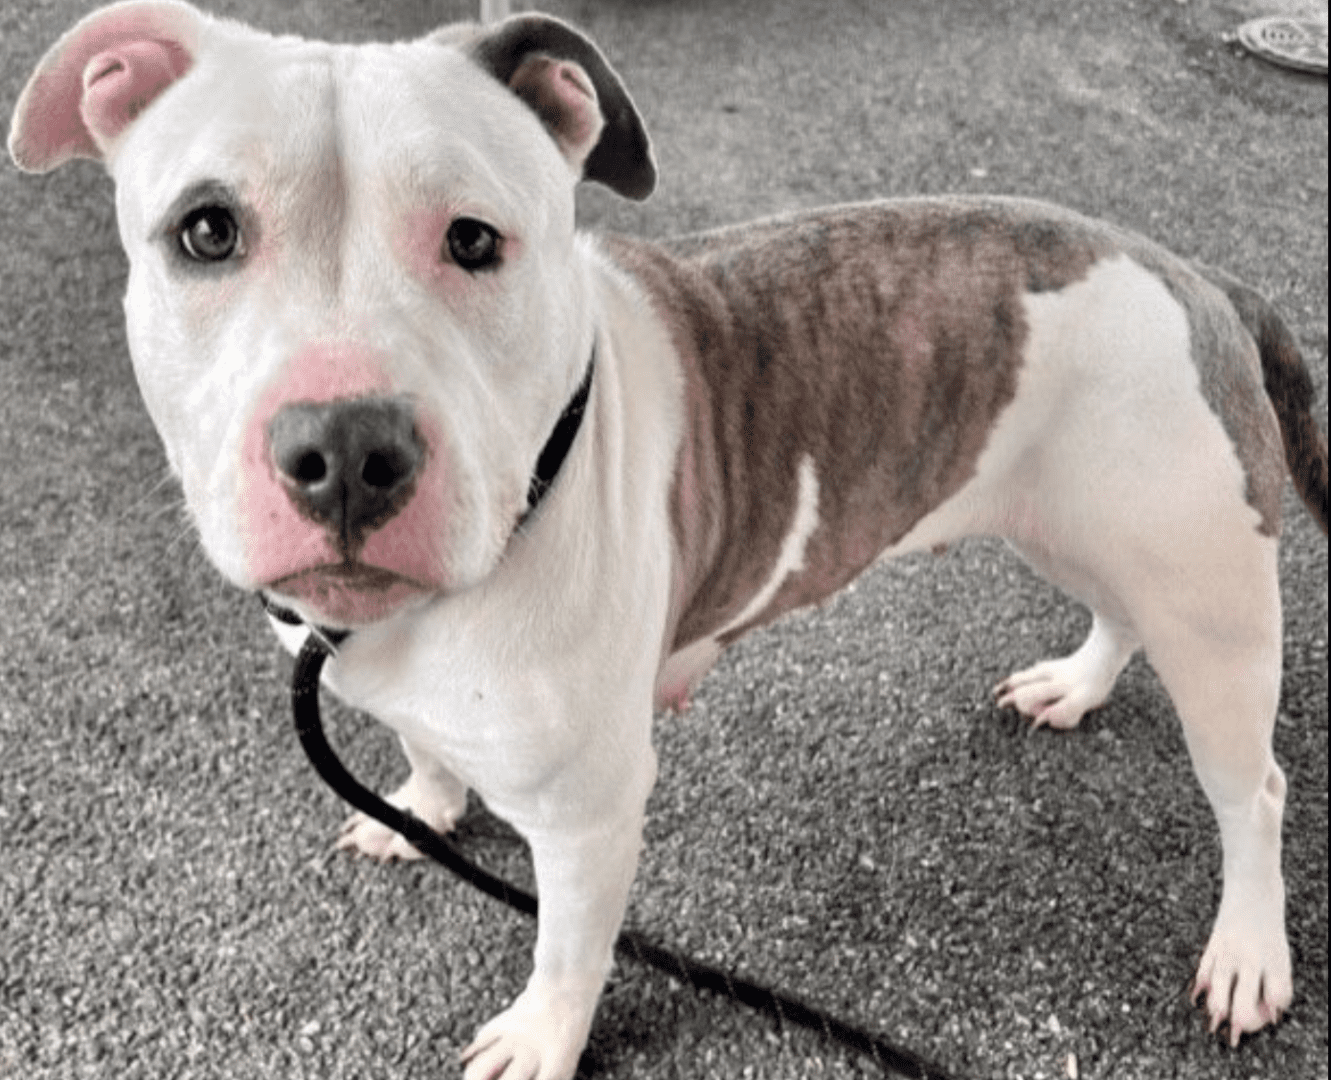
[11,3,1327,1077]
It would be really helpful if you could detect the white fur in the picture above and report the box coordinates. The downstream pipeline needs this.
[721,453,821,635]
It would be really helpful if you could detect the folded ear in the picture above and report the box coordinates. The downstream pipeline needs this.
[469,15,656,201]
[8,0,203,172]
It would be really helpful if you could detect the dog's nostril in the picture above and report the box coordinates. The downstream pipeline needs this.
[293,450,328,484]
[361,450,405,489]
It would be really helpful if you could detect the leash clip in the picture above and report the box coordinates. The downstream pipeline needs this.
[258,592,350,655]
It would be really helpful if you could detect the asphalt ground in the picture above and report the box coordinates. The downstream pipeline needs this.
[1,1,1326,1079]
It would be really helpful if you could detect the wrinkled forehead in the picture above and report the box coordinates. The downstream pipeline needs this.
[111,31,566,240]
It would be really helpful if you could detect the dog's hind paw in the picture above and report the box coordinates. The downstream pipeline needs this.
[335,769,466,861]
[1191,917,1293,1046]
[337,810,428,861]
[993,656,1109,730]
[994,614,1136,730]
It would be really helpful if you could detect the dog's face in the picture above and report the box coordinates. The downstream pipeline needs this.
[10,2,653,626]
[115,33,593,626]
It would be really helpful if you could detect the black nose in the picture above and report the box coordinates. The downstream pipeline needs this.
[267,397,424,548]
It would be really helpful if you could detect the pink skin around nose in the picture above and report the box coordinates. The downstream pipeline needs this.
[240,344,449,625]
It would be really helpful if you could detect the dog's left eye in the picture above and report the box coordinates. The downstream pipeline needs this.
[445,218,501,272]
[178,205,242,262]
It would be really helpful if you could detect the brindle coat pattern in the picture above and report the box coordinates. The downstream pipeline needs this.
[1195,262,1329,532]
[608,195,1310,657]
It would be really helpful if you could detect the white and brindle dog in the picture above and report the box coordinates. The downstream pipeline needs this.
[11,3,1328,1076]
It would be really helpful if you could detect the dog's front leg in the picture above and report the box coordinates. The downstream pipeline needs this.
[461,773,651,1080]
[337,735,470,862]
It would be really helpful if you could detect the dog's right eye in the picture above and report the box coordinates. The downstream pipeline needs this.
[178,206,242,263]
[445,218,501,272]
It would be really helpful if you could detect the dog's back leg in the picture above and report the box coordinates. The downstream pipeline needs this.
[978,250,1295,1040]
[1002,497,1290,1042]
[1012,456,1291,1043]
[1126,523,1291,1045]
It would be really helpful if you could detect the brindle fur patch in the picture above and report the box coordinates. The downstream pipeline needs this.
[1191,262,1328,534]
[609,197,1121,650]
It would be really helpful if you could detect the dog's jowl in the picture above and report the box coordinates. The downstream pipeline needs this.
[11,2,1327,1076]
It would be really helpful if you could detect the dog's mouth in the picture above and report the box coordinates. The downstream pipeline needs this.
[267,562,433,628]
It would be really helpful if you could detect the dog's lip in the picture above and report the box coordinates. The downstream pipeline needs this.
[274,562,420,588]
[267,562,434,627]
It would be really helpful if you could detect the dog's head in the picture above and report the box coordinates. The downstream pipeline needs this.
[10,0,654,627]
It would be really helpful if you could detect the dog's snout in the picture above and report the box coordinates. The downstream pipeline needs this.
[267,397,424,545]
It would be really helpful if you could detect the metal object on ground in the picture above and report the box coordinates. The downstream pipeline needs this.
[1236,16,1329,74]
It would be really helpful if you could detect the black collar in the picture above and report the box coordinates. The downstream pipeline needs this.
[520,347,595,526]
[260,347,595,638]
[261,594,351,649]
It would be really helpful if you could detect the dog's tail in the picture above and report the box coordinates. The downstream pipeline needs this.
[1199,265,1328,535]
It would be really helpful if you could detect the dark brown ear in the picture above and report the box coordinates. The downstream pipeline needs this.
[469,15,656,201]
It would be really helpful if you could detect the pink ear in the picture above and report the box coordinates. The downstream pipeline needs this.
[507,55,605,172]
[81,40,191,148]
[8,1,200,172]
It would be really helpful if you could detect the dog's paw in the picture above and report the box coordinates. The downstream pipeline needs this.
[337,809,429,861]
[993,651,1120,730]
[1191,913,1293,1046]
[335,770,466,861]
[460,982,596,1080]
[993,660,1101,729]
[994,617,1135,730]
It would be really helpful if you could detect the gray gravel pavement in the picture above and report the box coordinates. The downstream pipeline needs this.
[2,2,1326,1079]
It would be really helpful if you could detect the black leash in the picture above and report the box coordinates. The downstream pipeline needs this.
[290,631,963,1080]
